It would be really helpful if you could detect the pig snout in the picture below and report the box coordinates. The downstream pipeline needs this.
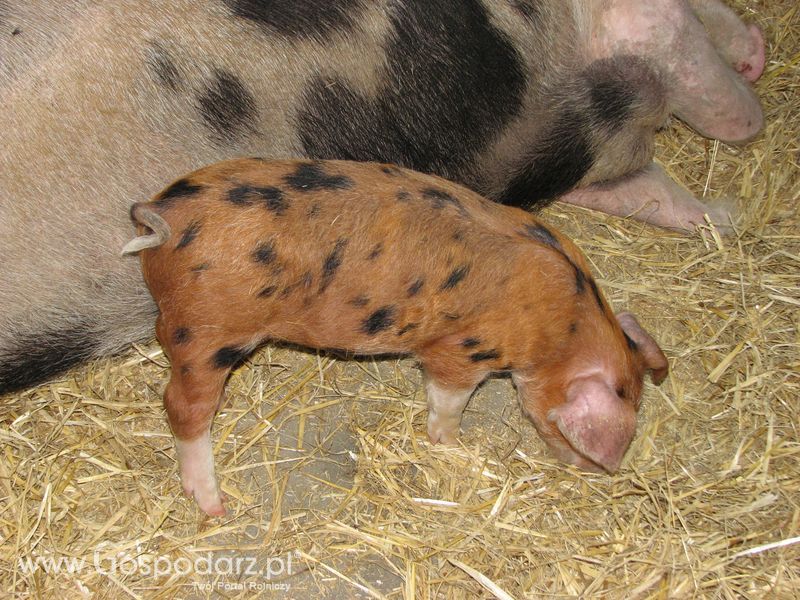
[547,377,638,474]
[517,310,668,474]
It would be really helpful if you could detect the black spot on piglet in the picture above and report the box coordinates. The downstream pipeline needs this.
[362,306,396,335]
[153,179,204,209]
[285,162,354,191]
[212,346,251,369]
[173,327,192,345]
[422,188,467,215]
[176,220,202,250]
[253,241,277,264]
[588,278,605,311]
[407,278,425,297]
[397,323,419,336]
[227,185,287,214]
[349,295,370,307]
[381,165,404,176]
[470,349,500,362]
[440,265,470,290]
[258,285,277,298]
[320,238,348,292]
[522,223,562,252]
[574,266,586,295]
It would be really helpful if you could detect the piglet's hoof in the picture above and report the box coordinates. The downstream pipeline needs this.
[182,480,226,517]
[427,419,461,445]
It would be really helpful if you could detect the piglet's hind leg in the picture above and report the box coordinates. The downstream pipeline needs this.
[174,430,224,517]
[163,361,231,517]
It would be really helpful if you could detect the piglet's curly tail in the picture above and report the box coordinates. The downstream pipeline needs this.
[121,203,172,255]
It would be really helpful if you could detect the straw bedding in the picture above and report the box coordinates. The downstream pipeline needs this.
[1,1,798,597]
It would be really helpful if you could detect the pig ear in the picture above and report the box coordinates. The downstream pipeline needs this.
[616,312,669,385]
[548,377,637,473]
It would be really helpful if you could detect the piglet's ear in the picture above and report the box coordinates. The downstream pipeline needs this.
[548,377,637,473]
[616,312,669,385]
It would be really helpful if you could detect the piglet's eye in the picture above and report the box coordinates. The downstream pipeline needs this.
[616,387,625,398]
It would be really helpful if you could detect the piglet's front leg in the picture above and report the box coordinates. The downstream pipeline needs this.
[425,378,476,445]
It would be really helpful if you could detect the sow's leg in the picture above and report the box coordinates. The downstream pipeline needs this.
[687,0,766,82]
[588,0,764,141]
[562,0,764,231]
[561,163,734,232]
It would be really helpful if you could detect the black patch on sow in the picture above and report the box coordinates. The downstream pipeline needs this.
[145,42,182,91]
[222,0,363,40]
[499,107,595,206]
[0,321,103,394]
[296,0,527,178]
[196,68,257,144]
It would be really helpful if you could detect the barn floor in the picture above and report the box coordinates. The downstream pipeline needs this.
[2,1,798,598]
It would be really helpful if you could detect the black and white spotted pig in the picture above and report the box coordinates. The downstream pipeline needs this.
[123,158,669,516]
[0,1,763,393]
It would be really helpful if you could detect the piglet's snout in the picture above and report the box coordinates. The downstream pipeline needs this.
[548,376,638,473]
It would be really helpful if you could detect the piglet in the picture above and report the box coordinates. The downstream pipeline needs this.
[123,158,668,516]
